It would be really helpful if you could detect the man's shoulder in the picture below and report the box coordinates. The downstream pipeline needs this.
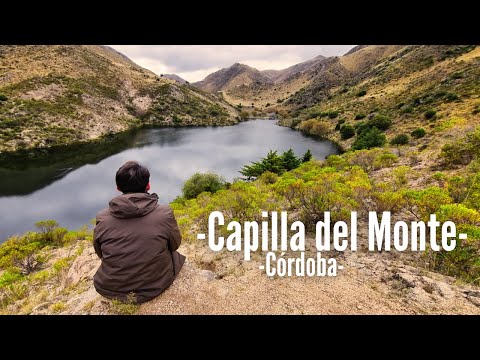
[96,207,111,221]
[156,204,173,214]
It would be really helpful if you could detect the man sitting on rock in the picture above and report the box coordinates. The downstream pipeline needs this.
[93,161,185,304]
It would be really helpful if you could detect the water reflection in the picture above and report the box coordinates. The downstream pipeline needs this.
[0,120,339,241]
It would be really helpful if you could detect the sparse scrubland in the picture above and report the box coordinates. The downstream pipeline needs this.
[0,45,239,154]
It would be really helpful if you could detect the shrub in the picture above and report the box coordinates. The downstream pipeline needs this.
[328,111,339,119]
[182,172,226,199]
[429,204,480,283]
[239,111,250,120]
[400,105,414,114]
[355,113,366,120]
[368,115,392,131]
[403,187,452,220]
[357,90,367,97]
[411,128,426,138]
[352,127,386,150]
[390,133,409,145]
[445,92,459,102]
[440,127,480,167]
[298,119,317,132]
[0,94,7,101]
[345,149,397,173]
[424,109,437,119]
[375,152,398,168]
[340,124,355,139]
[0,270,23,288]
[258,171,279,184]
[310,121,331,137]
[172,115,182,124]
[35,220,58,235]
[335,119,345,131]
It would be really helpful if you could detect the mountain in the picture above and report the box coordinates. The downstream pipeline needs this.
[262,54,326,83]
[280,45,480,159]
[0,45,238,153]
[162,74,188,84]
[193,63,273,93]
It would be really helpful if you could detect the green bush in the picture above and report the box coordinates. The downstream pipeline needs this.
[400,105,414,114]
[335,119,345,131]
[239,111,249,120]
[258,171,279,184]
[411,128,426,138]
[424,109,437,119]
[445,92,459,102]
[352,127,386,150]
[0,94,7,102]
[0,270,23,288]
[440,127,480,167]
[355,113,366,120]
[328,111,339,119]
[390,133,409,145]
[340,124,355,139]
[356,90,367,97]
[368,115,392,131]
[182,172,226,199]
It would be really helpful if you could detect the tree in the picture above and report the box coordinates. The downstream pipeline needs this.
[368,115,392,131]
[390,134,409,145]
[182,172,226,199]
[340,124,355,139]
[240,150,285,180]
[258,150,285,174]
[281,149,301,171]
[352,127,386,150]
[302,149,313,163]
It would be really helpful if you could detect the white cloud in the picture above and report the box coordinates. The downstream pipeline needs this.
[110,45,355,82]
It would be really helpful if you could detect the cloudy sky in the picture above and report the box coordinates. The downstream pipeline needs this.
[110,45,355,82]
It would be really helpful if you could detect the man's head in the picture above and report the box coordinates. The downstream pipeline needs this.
[115,161,151,194]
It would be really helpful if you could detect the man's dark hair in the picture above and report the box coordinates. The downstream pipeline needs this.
[116,161,150,193]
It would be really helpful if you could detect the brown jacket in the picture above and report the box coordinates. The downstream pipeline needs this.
[93,192,185,304]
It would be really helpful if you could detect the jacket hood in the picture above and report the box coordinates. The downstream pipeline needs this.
[109,193,159,219]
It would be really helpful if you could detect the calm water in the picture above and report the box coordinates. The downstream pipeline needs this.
[0,120,338,241]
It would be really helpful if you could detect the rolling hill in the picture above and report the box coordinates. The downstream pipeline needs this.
[192,63,273,93]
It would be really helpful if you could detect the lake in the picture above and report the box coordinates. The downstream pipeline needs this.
[0,120,339,241]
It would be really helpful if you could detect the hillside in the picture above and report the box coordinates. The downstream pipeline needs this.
[192,63,273,94]
[262,54,326,83]
[0,45,238,153]
[162,74,188,84]
[280,45,480,162]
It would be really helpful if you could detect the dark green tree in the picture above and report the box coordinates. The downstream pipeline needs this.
[352,127,386,150]
[302,149,313,163]
[340,124,355,139]
[281,149,301,171]
[240,150,286,180]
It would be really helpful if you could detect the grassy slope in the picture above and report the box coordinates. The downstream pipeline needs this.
[0,45,238,153]
[281,45,480,158]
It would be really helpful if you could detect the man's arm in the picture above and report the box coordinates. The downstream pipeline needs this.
[166,207,182,252]
[93,219,103,259]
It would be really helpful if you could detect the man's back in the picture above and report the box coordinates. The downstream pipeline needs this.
[93,192,185,304]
